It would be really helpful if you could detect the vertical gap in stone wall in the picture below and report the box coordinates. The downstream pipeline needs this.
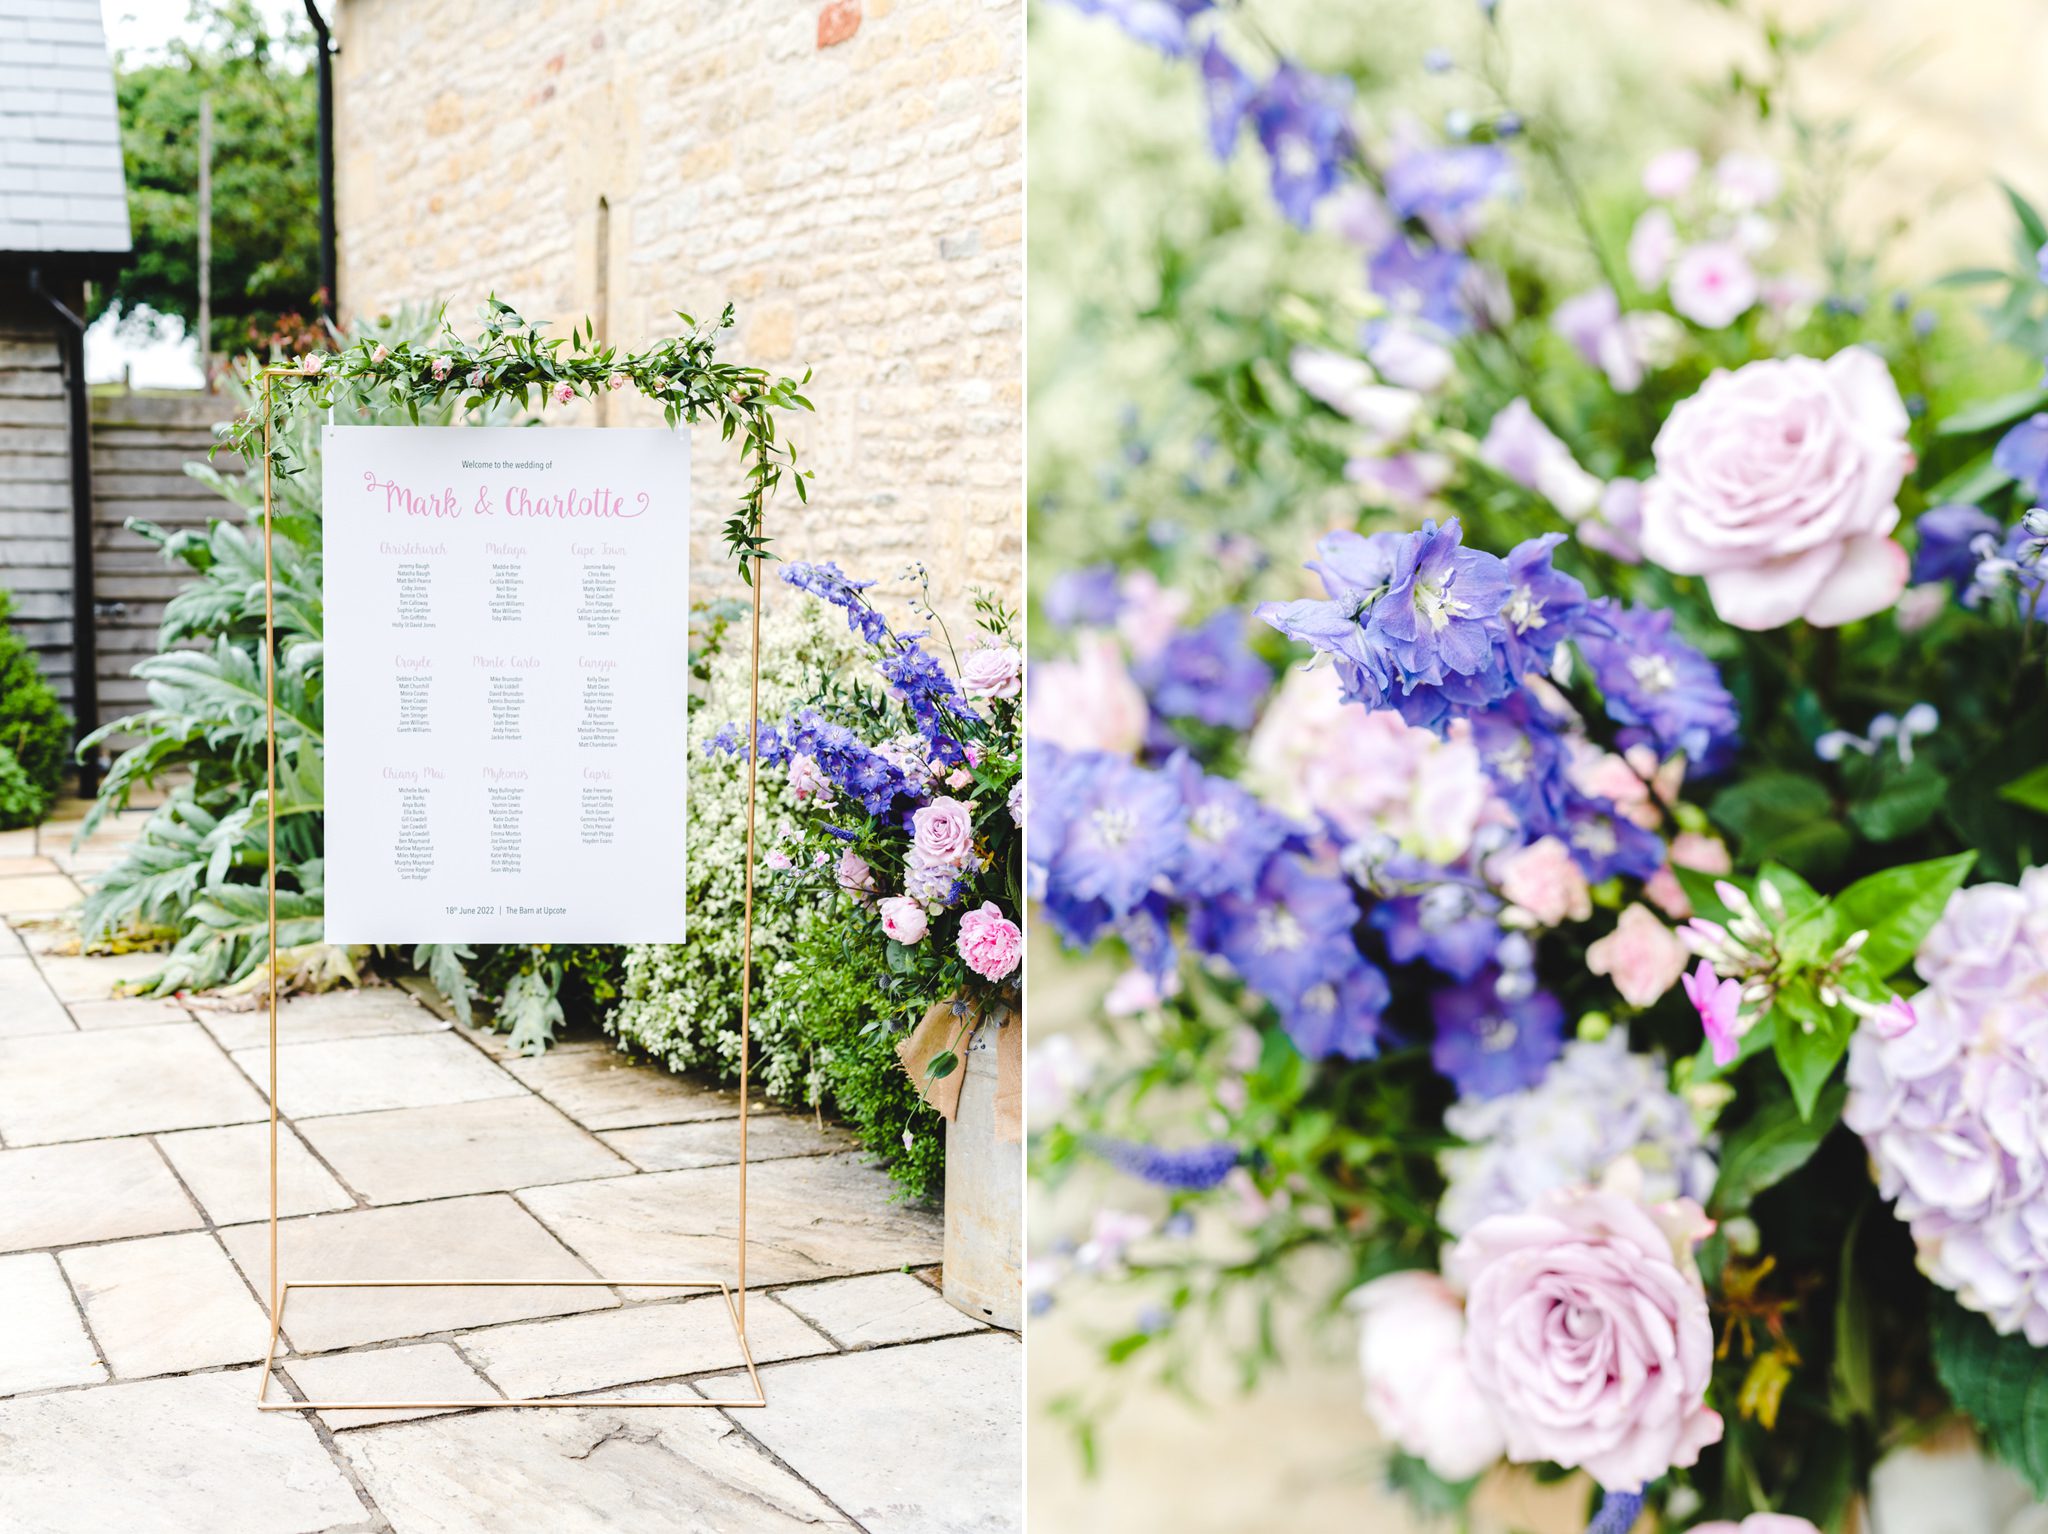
[593,195,611,427]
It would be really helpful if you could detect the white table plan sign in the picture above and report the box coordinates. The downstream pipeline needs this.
[322,425,688,943]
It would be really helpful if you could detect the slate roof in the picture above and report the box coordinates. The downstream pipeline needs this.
[0,0,132,259]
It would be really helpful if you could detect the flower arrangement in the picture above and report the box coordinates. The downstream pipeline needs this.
[712,563,1024,1094]
[1031,1,2048,1529]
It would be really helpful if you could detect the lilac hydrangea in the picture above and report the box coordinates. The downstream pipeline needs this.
[1846,870,2048,1343]
[1428,969,1566,1100]
[1575,602,1740,769]
[1141,610,1272,728]
[1436,1030,1718,1237]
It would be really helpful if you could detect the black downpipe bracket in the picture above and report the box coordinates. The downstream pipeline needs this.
[27,269,100,799]
[304,1,337,321]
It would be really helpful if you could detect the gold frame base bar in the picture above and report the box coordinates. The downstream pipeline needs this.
[255,1278,767,1411]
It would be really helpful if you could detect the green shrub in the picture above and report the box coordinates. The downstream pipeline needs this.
[0,590,71,816]
[0,743,46,830]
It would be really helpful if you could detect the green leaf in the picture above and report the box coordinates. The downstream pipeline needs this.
[1926,451,2013,506]
[1934,383,2048,437]
[1830,852,1976,979]
[1832,1207,1876,1422]
[1998,764,2048,815]
[1772,982,1852,1120]
[1930,1293,2048,1498]
[1848,761,1948,842]
[1709,1081,1846,1214]
[1674,865,1735,925]
[1709,772,1850,874]
[2005,180,2048,255]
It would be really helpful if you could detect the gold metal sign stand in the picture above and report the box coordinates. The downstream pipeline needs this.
[250,367,766,1411]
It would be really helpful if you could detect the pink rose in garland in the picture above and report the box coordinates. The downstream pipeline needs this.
[910,796,977,869]
[957,901,1022,981]
[1349,1270,1506,1482]
[1640,346,1911,630]
[1448,1170,1722,1490]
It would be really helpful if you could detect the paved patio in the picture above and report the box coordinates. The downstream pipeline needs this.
[0,803,1020,1534]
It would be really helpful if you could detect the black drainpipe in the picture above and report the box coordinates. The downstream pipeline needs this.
[28,269,101,799]
[304,1,337,322]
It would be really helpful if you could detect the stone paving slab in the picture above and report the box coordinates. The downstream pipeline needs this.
[67,995,191,1029]
[0,1368,367,1533]
[196,984,448,1052]
[32,950,167,1002]
[774,1271,988,1350]
[0,854,59,874]
[219,1194,617,1352]
[0,955,74,1037]
[61,1231,272,1380]
[600,1111,857,1171]
[504,1041,745,1130]
[0,1138,202,1253]
[0,919,22,955]
[296,1095,631,1206]
[699,1334,1023,1534]
[0,1023,267,1145]
[284,1340,503,1429]
[459,1290,835,1399]
[335,1388,861,1534]
[0,1252,105,1394]
[232,1031,528,1119]
[155,1121,355,1227]
[0,827,35,857]
[0,873,79,918]
[518,1154,944,1295]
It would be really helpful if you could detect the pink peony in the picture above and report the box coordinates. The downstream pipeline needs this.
[1026,635,1149,757]
[1640,347,1911,629]
[1491,836,1592,926]
[1641,147,1701,201]
[1350,1271,1506,1483]
[1450,1175,1723,1490]
[1668,241,1759,330]
[1587,904,1691,1007]
[835,850,876,896]
[910,796,976,869]
[959,643,1023,701]
[878,896,928,945]
[956,901,1022,981]
[1692,1519,1820,1534]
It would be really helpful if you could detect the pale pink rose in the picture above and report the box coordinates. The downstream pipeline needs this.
[607,372,628,391]
[1691,1518,1820,1534]
[959,644,1023,701]
[1895,580,1950,633]
[1587,903,1691,1007]
[835,849,876,896]
[945,767,974,790]
[298,352,324,375]
[1491,836,1592,926]
[370,343,390,364]
[1479,399,1601,520]
[1641,147,1701,201]
[1669,241,1759,330]
[431,357,452,382]
[911,796,976,869]
[1714,151,1782,209]
[1026,636,1148,757]
[786,753,833,804]
[878,895,928,944]
[1350,1271,1506,1483]
[1640,347,1911,629]
[468,366,487,388]
[1450,1178,1723,1490]
[1248,668,1488,864]
[1628,207,1678,290]
[1570,747,1659,828]
[956,901,1022,981]
[553,381,574,405]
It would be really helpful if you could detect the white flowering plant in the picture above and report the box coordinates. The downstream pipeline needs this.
[1029,2,2048,1530]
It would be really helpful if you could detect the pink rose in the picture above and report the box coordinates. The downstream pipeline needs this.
[1026,635,1148,757]
[370,343,390,364]
[431,357,452,382]
[468,366,487,388]
[911,796,976,869]
[1450,1177,1722,1490]
[1641,147,1700,201]
[1491,836,1592,926]
[553,381,574,405]
[1669,241,1759,330]
[1350,1270,1506,1483]
[1692,1519,1820,1534]
[959,644,1023,701]
[1586,903,1691,1007]
[608,372,628,391]
[298,353,323,375]
[956,901,1022,981]
[835,850,876,896]
[786,753,833,804]
[878,895,928,944]
[1640,347,1911,629]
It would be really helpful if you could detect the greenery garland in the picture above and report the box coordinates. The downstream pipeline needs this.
[216,295,816,581]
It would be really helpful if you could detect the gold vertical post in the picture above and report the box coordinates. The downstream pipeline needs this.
[262,369,280,1327]
[736,528,763,1332]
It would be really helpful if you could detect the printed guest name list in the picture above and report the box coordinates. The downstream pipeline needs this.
[323,426,687,942]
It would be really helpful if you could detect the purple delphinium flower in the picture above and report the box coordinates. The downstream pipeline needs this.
[1367,235,1471,336]
[1496,533,1592,682]
[706,719,789,766]
[782,561,886,644]
[1042,754,1185,921]
[1561,792,1665,883]
[1043,564,1123,628]
[1382,143,1514,243]
[1994,414,2048,500]
[1199,37,1257,160]
[1141,610,1272,728]
[1371,884,1503,982]
[781,709,911,814]
[1575,602,1740,769]
[1462,687,1576,836]
[1116,896,1179,982]
[1282,962,1390,1060]
[1912,503,2004,590]
[1430,969,1566,1100]
[1191,851,1359,1017]
[1168,754,1292,900]
[1251,64,1354,228]
[1059,0,1215,55]
[876,641,979,764]
[1089,1137,1240,1190]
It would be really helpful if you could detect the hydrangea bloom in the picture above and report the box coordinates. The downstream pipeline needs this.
[1438,1031,1719,1238]
[1845,870,2048,1343]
